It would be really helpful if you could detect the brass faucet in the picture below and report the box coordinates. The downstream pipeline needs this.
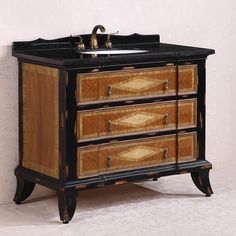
[90,25,106,49]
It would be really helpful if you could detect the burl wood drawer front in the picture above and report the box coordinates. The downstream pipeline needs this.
[78,133,197,177]
[77,99,196,140]
[77,65,197,104]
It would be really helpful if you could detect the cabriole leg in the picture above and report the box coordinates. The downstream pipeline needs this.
[191,169,213,197]
[13,175,35,204]
[57,189,77,224]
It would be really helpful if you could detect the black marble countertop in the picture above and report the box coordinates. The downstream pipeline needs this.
[12,34,215,67]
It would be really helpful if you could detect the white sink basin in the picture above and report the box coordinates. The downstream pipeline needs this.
[80,49,148,55]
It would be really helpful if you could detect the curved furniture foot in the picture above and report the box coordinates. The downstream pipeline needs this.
[58,189,77,224]
[191,169,213,197]
[13,176,35,204]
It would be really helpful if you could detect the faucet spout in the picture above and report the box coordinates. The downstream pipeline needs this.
[90,25,106,49]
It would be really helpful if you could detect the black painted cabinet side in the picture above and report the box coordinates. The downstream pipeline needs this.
[197,60,206,160]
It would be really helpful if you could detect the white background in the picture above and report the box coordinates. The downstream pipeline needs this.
[0,0,235,204]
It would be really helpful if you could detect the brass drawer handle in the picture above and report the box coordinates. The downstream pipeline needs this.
[163,147,169,159]
[163,113,169,125]
[107,155,112,167]
[108,84,112,96]
[163,80,169,93]
[108,120,112,133]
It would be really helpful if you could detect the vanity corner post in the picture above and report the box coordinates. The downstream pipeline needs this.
[190,58,213,197]
[14,61,36,204]
[197,59,207,161]
[58,68,79,181]
[58,69,79,223]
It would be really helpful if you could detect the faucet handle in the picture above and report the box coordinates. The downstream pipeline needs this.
[76,35,85,50]
[105,31,119,48]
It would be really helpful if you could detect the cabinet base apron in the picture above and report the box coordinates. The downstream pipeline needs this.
[14,160,213,223]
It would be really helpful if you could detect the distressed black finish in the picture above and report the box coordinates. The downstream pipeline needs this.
[191,169,213,197]
[12,34,214,67]
[12,33,215,223]
[14,175,35,204]
[12,34,160,51]
[14,160,212,192]
[57,188,77,224]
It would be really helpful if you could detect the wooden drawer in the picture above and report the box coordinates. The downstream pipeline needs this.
[77,133,197,177]
[77,65,198,104]
[77,99,197,141]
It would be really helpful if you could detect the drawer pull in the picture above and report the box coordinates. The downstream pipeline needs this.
[108,84,112,96]
[108,120,113,133]
[163,147,169,159]
[163,80,169,92]
[107,155,112,167]
[163,113,169,125]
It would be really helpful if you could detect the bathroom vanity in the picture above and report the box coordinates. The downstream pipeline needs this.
[12,26,215,223]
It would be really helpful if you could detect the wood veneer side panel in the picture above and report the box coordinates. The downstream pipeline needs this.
[22,63,59,178]
[18,60,24,166]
